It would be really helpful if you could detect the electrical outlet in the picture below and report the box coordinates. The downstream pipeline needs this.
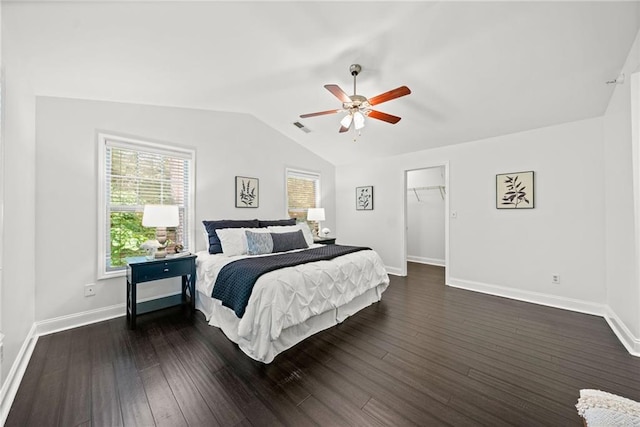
[552,274,560,284]
[84,283,96,297]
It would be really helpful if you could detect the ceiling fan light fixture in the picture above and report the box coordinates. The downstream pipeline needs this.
[340,113,353,129]
[353,111,366,130]
[299,63,411,135]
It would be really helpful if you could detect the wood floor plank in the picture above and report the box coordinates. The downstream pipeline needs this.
[139,365,188,427]
[146,325,221,426]
[362,397,420,427]
[161,325,248,425]
[9,263,640,426]
[58,326,92,427]
[91,363,124,427]
[110,323,156,426]
[5,335,53,427]
[276,357,385,427]
[281,341,372,409]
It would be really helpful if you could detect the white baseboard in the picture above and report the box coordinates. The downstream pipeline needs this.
[604,307,640,356]
[0,324,38,426]
[385,265,404,276]
[35,303,124,336]
[447,277,606,317]
[35,291,181,336]
[407,256,445,267]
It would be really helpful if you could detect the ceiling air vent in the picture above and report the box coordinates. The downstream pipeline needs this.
[293,121,311,133]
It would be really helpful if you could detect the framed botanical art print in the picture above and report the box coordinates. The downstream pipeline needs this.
[496,171,534,209]
[356,186,374,210]
[235,176,259,208]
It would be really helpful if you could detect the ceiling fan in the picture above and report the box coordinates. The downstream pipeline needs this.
[300,64,411,134]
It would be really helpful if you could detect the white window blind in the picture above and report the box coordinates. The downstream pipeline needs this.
[286,168,321,225]
[98,134,194,277]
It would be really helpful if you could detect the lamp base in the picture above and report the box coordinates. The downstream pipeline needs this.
[154,248,168,259]
[155,227,168,258]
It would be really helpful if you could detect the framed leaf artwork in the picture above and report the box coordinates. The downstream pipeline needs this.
[356,186,374,210]
[496,171,534,209]
[236,176,259,208]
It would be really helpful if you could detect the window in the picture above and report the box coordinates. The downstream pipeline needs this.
[98,134,195,278]
[286,168,321,232]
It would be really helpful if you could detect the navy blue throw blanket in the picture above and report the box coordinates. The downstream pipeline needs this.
[212,244,370,318]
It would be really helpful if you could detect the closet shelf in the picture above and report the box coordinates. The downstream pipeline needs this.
[407,185,446,201]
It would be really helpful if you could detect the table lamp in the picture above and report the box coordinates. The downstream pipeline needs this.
[142,204,179,258]
[307,208,325,237]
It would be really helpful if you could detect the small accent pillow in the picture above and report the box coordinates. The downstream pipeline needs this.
[215,228,248,256]
[258,219,297,227]
[245,230,274,255]
[267,225,298,233]
[271,230,309,253]
[268,224,314,247]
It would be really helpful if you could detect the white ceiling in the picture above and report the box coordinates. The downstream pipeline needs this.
[8,1,640,165]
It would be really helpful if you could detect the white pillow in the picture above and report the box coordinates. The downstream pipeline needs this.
[267,225,298,233]
[268,223,314,246]
[202,224,211,252]
[297,222,314,246]
[215,228,248,256]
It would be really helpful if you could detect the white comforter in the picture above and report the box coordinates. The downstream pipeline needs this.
[196,245,389,348]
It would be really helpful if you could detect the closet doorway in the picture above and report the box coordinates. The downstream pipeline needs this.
[403,163,449,278]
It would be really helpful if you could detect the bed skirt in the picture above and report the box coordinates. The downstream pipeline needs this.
[196,284,386,363]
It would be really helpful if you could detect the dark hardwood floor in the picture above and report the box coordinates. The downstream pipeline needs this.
[7,263,640,426]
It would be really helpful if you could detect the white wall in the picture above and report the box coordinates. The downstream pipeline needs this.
[0,0,337,406]
[35,96,335,322]
[406,167,445,266]
[1,24,36,385]
[0,0,4,378]
[337,117,606,312]
[604,28,640,343]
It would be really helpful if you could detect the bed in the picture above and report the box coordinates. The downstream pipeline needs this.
[195,219,390,363]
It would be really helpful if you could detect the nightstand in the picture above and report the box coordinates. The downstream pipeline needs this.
[126,254,197,329]
[313,236,336,245]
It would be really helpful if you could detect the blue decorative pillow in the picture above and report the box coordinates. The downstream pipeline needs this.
[258,218,297,227]
[271,230,308,253]
[245,230,274,255]
[203,219,259,254]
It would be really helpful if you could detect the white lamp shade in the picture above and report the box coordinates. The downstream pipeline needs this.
[353,111,366,130]
[307,208,325,221]
[340,114,353,129]
[142,205,179,227]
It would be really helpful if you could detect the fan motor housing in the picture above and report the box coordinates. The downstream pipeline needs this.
[344,94,369,110]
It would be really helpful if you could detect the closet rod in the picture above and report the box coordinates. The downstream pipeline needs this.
[407,185,446,200]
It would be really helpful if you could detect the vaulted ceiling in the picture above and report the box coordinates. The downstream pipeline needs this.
[8,1,640,165]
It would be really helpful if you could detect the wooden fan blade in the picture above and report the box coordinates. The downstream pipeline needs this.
[368,86,411,106]
[368,110,402,124]
[325,84,351,103]
[339,125,350,133]
[300,109,341,118]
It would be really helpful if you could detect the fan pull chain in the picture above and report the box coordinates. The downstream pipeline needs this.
[352,127,361,143]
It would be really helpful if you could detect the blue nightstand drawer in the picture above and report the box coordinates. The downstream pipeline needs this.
[130,259,193,283]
